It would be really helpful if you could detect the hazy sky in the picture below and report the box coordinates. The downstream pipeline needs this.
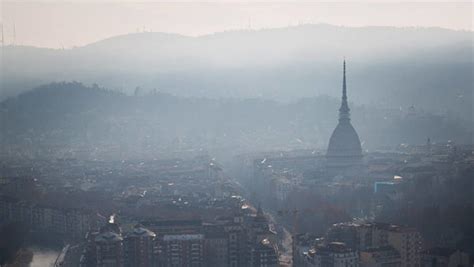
[1,1,472,48]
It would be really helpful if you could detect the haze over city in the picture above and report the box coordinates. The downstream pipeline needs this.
[0,1,473,267]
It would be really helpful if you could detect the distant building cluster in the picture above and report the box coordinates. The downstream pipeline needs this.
[0,156,280,267]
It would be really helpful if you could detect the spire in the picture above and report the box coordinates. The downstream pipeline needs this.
[343,59,347,101]
[339,59,350,121]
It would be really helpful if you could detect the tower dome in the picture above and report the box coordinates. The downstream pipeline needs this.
[326,61,363,176]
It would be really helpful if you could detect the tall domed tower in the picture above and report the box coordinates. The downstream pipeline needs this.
[326,60,363,177]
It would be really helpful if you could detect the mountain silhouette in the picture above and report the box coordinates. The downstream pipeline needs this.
[2,24,472,121]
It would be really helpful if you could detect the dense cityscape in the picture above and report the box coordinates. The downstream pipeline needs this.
[1,62,472,267]
[1,2,473,267]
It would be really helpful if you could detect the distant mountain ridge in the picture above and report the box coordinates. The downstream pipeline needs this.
[2,24,472,121]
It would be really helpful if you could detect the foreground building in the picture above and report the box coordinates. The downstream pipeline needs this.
[94,222,125,267]
[251,238,279,267]
[123,225,157,267]
[326,222,422,267]
[360,246,401,267]
[421,247,470,267]
[305,242,359,267]
[160,233,204,266]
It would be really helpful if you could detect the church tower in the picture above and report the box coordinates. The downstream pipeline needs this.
[326,60,363,177]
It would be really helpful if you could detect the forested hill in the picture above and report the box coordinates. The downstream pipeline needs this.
[1,82,471,160]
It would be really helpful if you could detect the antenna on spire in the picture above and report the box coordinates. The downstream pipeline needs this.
[339,59,350,121]
[343,58,347,100]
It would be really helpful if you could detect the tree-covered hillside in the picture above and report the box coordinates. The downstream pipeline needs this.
[1,82,471,160]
